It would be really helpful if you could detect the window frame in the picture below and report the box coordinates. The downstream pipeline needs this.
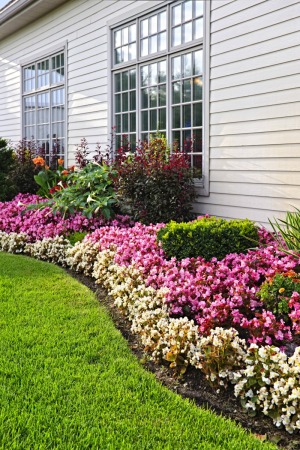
[108,0,210,195]
[20,44,67,163]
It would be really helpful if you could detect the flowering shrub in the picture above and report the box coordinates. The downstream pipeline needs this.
[0,231,29,253]
[258,271,300,333]
[188,328,247,387]
[33,157,74,198]
[8,139,40,196]
[114,135,196,224]
[0,194,131,242]
[25,236,72,266]
[233,345,300,433]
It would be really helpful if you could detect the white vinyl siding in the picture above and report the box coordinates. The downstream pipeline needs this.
[193,0,300,226]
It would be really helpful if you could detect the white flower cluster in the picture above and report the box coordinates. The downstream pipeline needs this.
[93,249,198,369]
[0,231,29,253]
[188,327,247,386]
[25,236,72,266]
[233,344,300,433]
[66,240,104,275]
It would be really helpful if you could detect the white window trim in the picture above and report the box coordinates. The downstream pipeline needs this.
[20,42,68,163]
[107,1,210,196]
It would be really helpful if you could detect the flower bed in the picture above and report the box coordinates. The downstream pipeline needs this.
[1,196,300,433]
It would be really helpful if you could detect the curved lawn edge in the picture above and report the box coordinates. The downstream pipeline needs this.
[0,252,276,450]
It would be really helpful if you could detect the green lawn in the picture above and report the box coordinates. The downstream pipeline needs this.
[0,252,276,450]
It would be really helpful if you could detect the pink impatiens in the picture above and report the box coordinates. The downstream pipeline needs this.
[86,221,298,346]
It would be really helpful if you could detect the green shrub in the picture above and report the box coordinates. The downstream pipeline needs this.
[113,135,196,224]
[8,139,39,195]
[157,216,259,261]
[66,231,88,246]
[0,138,15,201]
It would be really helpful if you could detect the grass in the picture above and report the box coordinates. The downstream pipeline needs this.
[0,252,277,450]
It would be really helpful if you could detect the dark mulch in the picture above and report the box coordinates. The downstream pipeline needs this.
[65,268,300,450]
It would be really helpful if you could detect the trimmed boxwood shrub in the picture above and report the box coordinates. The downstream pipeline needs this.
[157,216,259,261]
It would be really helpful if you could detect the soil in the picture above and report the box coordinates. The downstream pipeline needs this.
[65,268,300,450]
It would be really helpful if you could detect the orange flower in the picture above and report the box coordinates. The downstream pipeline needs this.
[32,156,45,166]
[68,165,75,172]
[61,170,69,175]
[58,158,64,166]
[45,165,50,170]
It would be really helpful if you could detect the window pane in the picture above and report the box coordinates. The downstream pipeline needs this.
[130,91,136,110]
[172,26,182,46]
[158,108,166,129]
[183,22,192,43]
[172,4,182,25]
[141,111,148,131]
[130,112,136,132]
[129,44,136,60]
[122,114,128,132]
[184,1,193,21]
[172,106,180,129]
[158,61,166,83]
[141,19,148,38]
[194,18,203,39]
[159,11,167,31]
[115,30,122,47]
[141,66,149,86]
[129,24,136,42]
[183,79,191,102]
[172,56,181,80]
[141,88,149,108]
[172,82,181,104]
[184,53,192,77]
[122,72,128,91]
[183,104,191,128]
[150,109,157,130]
[149,64,157,85]
[158,85,166,106]
[129,69,136,89]
[193,103,202,127]
[141,38,148,57]
[115,73,121,92]
[122,27,129,45]
[158,32,167,51]
[115,48,122,64]
[115,94,121,113]
[115,115,121,133]
[149,87,157,108]
[122,45,129,62]
[193,77,203,100]
[195,1,204,17]
[193,50,203,75]
[150,35,158,54]
[122,92,128,111]
[150,15,157,34]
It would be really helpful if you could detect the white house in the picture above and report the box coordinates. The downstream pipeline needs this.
[0,0,300,226]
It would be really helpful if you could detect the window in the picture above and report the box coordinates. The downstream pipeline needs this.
[112,0,204,179]
[22,51,65,161]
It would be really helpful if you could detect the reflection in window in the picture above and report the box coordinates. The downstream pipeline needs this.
[114,69,136,150]
[23,51,65,161]
[171,0,203,47]
[171,50,203,176]
[114,24,137,64]
[140,11,167,57]
[140,60,166,142]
